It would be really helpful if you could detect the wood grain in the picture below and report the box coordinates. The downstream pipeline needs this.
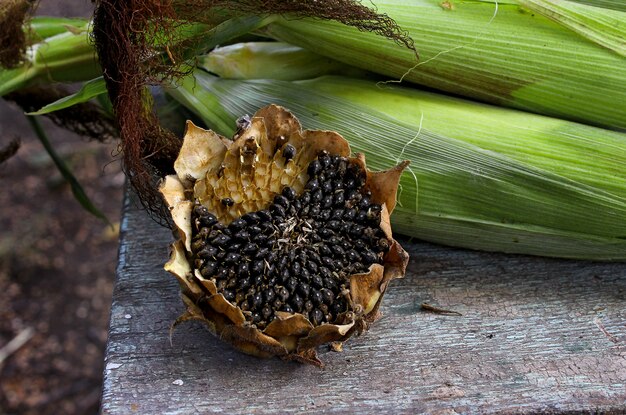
[101,192,626,414]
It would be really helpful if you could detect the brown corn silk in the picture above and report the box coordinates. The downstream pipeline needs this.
[161,105,409,366]
[91,0,415,224]
[0,0,32,68]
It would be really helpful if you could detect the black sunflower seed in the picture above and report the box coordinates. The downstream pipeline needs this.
[311,309,324,325]
[282,186,297,200]
[238,262,249,276]
[189,155,390,329]
[229,218,247,232]
[333,191,345,206]
[308,160,322,176]
[257,209,272,221]
[250,260,264,275]
[322,180,333,194]
[282,144,296,161]
[263,288,276,303]
[277,286,290,302]
[273,194,290,208]
[224,252,240,264]
[310,289,323,305]
[270,204,286,217]
[200,261,217,278]
[304,300,314,312]
[223,289,235,302]
[311,275,324,289]
[197,246,218,259]
[320,288,334,305]
[306,178,320,191]
[212,234,231,247]
[291,294,304,312]
[241,212,260,224]
[261,306,273,319]
[361,249,379,264]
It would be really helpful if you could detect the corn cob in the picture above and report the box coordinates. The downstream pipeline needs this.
[199,42,626,198]
[262,0,626,130]
[167,67,626,260]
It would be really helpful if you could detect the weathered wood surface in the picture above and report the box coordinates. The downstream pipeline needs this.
[102,193,626,414]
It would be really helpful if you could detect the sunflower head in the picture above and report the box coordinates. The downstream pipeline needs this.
[161,105,409,366]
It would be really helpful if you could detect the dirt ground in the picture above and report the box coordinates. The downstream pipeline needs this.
[0,2,123,414]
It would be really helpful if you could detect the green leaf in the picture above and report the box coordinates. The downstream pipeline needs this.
[26,116,110,224]
[27,77,107,115]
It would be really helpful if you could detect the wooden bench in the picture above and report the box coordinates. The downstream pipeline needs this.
[101,192,626,414]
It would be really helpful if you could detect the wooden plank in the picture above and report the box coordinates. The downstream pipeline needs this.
[101,192,626,414]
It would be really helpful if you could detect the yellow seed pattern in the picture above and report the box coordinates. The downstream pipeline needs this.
[195,140,312,223]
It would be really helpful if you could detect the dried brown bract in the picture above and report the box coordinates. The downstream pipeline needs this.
[161,105,409,366]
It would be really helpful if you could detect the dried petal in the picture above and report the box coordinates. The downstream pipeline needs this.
[174,121,229,185]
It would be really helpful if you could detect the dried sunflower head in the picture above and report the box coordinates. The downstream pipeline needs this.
[160,105,409,366]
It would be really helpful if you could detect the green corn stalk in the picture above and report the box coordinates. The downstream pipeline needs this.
[166,67,626,260]
[262,0,626,130]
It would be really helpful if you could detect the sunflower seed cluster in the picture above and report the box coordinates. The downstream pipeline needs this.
[190,149,390,329]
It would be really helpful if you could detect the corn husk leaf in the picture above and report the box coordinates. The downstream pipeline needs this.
[198,42,626,195]
[199,42,367,80]
[518,0,626,57]
[568,0,626,12]
[171,15,272,62]
[29,16,90,40]
[166,69,626,260]
[2,14,266,99]
[0,26,100,97]
[263,0,626,130]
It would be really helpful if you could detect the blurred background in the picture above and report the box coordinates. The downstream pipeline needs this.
[0,1,123,414]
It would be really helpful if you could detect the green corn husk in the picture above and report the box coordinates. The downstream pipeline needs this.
[569,0,626,11]
[198,42,626,197]
[0,24,100,96]
[166,67,626,260]
[262,0,626,130]
[518,0,626,57]
[0,15,273,98]
[28,16,91,40]
[201,42,368,80]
